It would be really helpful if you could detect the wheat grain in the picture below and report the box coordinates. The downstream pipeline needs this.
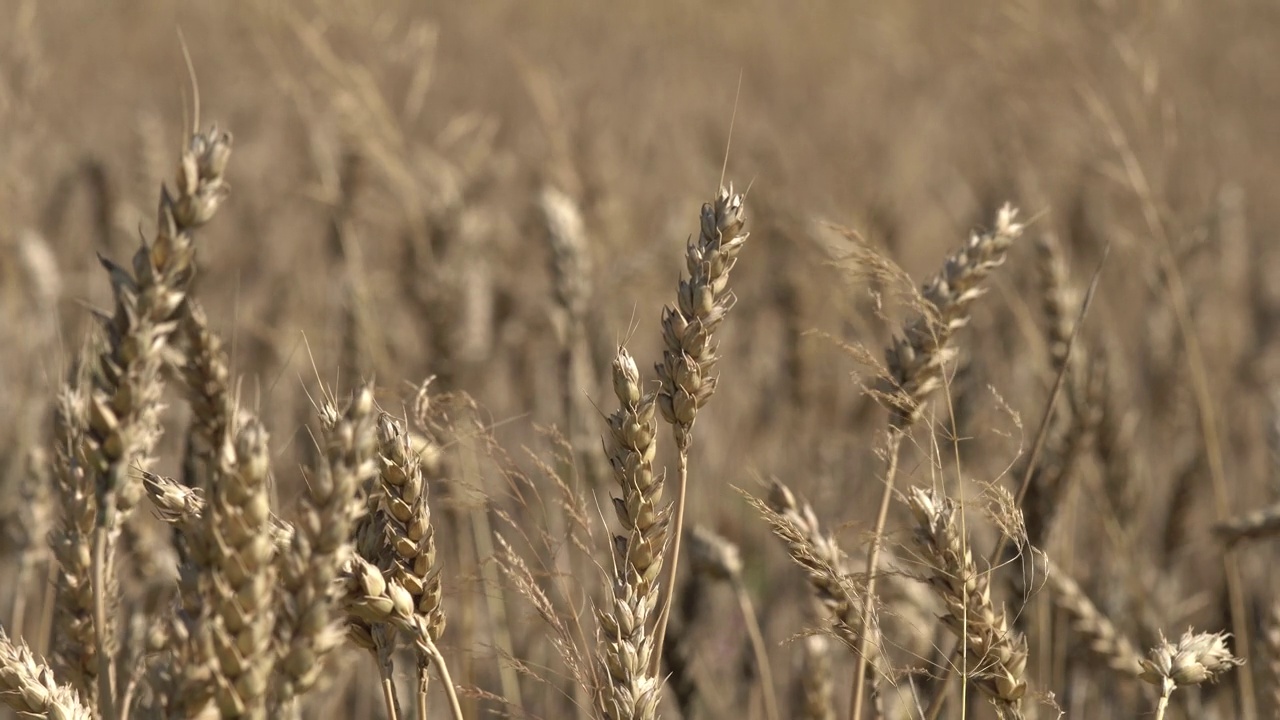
[0,629,92,720]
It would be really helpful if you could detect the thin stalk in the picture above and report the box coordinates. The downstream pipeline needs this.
[733,580,780,720]
[420,637,465,720]
[852,431,903,720]
[379,668,401,720]
[92,519,117,720]
[1153,678,1175,720]
[417,670,429,720]
[36,559,56,657]
[119,670,139,720]
[651,448,690,675]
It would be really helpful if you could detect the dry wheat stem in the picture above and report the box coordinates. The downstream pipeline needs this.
[852,430,901,720]
[418,633,465,720]
[652,185,749,677]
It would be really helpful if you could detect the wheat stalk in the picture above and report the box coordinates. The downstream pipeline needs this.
[651,185,750,674]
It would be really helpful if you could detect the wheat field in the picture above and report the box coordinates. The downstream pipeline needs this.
[2,1,1279,719]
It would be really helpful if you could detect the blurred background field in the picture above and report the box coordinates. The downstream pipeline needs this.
[3,1,1280,718]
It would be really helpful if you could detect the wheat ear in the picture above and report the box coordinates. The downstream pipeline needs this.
[1041,555,1144,676]
[200,415,276,718]
[271,386,376,708]
[81,126,232,719]
[1215,503,1280,546]
[748,481,888,717]
[907,487,1028,719]
[0,629,92,720]
[348,410,455,720]
[597,348,666,720]
[1141,630,1242,720]
[49,386,101,705]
